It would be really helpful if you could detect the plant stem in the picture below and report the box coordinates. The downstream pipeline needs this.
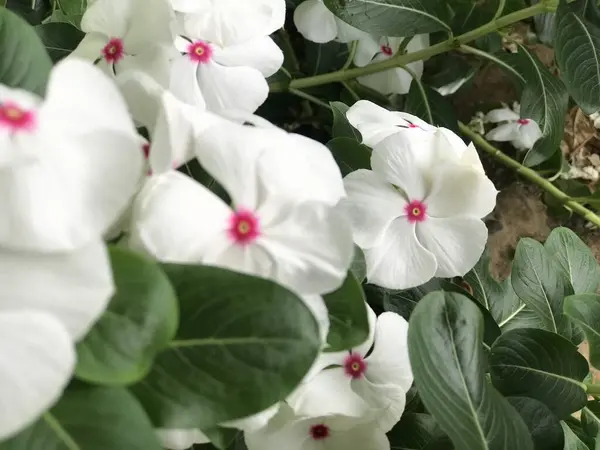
[586,383,600,396]
[289,88,332,110]
[459,123,600,228]
[269,3,550,92]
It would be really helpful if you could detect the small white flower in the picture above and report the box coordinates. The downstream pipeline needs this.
[173,0,285,46]
[0,59,143,253]
[293,0,365,44]
[346,100,435,147]
[484,107,542,150]
[341,130,497,289]
[354,35,430,95]
[435,77,469,96]
[73,0,175,84]
[290,310,411,432]
[245,403,390,450]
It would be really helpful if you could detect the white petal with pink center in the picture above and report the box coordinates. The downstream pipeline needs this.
[341,131,497,289]
[73,0,174,84]
[175,0,285,46]
[245,403,389,450]
[354,35,430,95]
[0,59,144,252]
[346,100,435,147]
[484,107,542,150]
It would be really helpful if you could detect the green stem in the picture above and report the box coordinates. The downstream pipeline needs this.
[270,3,550,92]
[341,81,361,102]
[289,88,332,110]
[493,0,507,20]
[403,65,433,123]
[342,41,358,70]
[586,383,600,396]
[459,123,600,228]
[278,28,301,74]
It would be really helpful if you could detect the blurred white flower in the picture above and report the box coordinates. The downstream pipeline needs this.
[341,129,497,289]
[293,0,365,44]
[435,77,469,96]
[354,35,430,95]
[245,403,390,450]
[173,0,285,46]
[156,429,210,450]
[484,107,542,150]
[290,310,411,432]
[0,59,143,253]
[73,0,175,84]
[346,100,435,147]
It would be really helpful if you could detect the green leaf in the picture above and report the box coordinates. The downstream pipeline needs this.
[323,0,451,36]
[132,264,321,429]
[403,80,459,132]
[302,40,349,76]
[581,401,600,443]
[0,7,52,95]
[323,271,370,352]
[450,0,500,34]
[48,0,88,28]
[564,293,600,369]
[554,0,600,114]
[507,397,564,450]
[496,45,569,166]
[544,227,599,295]
[0,385,162,449]
[330,101,361,141]
[350,245,366,283]
[35,22,84,62]
[387,413,448,450]
[489,328,589,418]
[561,422,593,450]
[511,238,572,339]
[75,247,179,386]
[326,137,371,176]
[407,291,534,450]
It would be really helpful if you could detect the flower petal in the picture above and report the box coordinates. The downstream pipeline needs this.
[341,169,405,249]
[80,0,131,36]
[70,33,108,63]
[484,107,520,123]
[301,295,330,344]
[485,123,520,142]
[426,165,498,218]
[335,18,368,43]
[169,56,207,109]
[116,70,163,129]
[122,0,174,51]
[197,62,268,113]
[116,46,173,88]
[0,240,114,340]
[517,120,543,149]
[371,133,427,200]
[293,0,338,44]
[416,216,488,278]
[128,171,232,263]
[0,311,75,440]
[222,403,281,432]
[350,380,406,433]
[213,36,283,77]
[156,429,210,449]
[353,34,380,67]
[364,218,437,290]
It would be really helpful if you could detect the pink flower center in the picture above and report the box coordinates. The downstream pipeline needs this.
[142,143,150,159]
[102,38,124,63]
[309,424,330,440]
[0,102,36,132]
[408,123,419,128]
[344,352,367,379]
[517,118,530,125]
[228,209,260,245]
[405,200,427,223]
[381,45,393,56]
[188,41,213,63]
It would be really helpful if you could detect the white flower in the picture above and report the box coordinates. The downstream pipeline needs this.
[290,310,411,432]
[73,0,175,84]
[245,403,390,450]
[435,77,469,96]
[173,0,285,46]
[341,130,497,289]
[354,35,430,95]
[169,33,282,113]
[0,58,143,253]
[484,107,542,150]
[129,122,352,296]
[293,0,365,44]
[346,100,435,147]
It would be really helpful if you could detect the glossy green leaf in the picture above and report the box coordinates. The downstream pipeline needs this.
[323,271,370,352]
[403,80,459,132]
[496,45,569,166]
[48,0,88,28]
[450,0,500,34]
[387,413,448,450]
[564,293,600,369]
[330,101,361,141]
[561,422,593,450]
[544,227,599,295]
[0,7,52,95]
[326,137,371,176]
[323,0,451,36]
[581,401,600,443]
[302,40,349,75]
[507,397,564,450]
[35,22,84,62]
[408,291,534,450]
[511,238,572,340]
[489,328,589,418]
[132,264,321,429]
[0,386,162,450]
[554,0,600,114]
[75,248,179,386]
